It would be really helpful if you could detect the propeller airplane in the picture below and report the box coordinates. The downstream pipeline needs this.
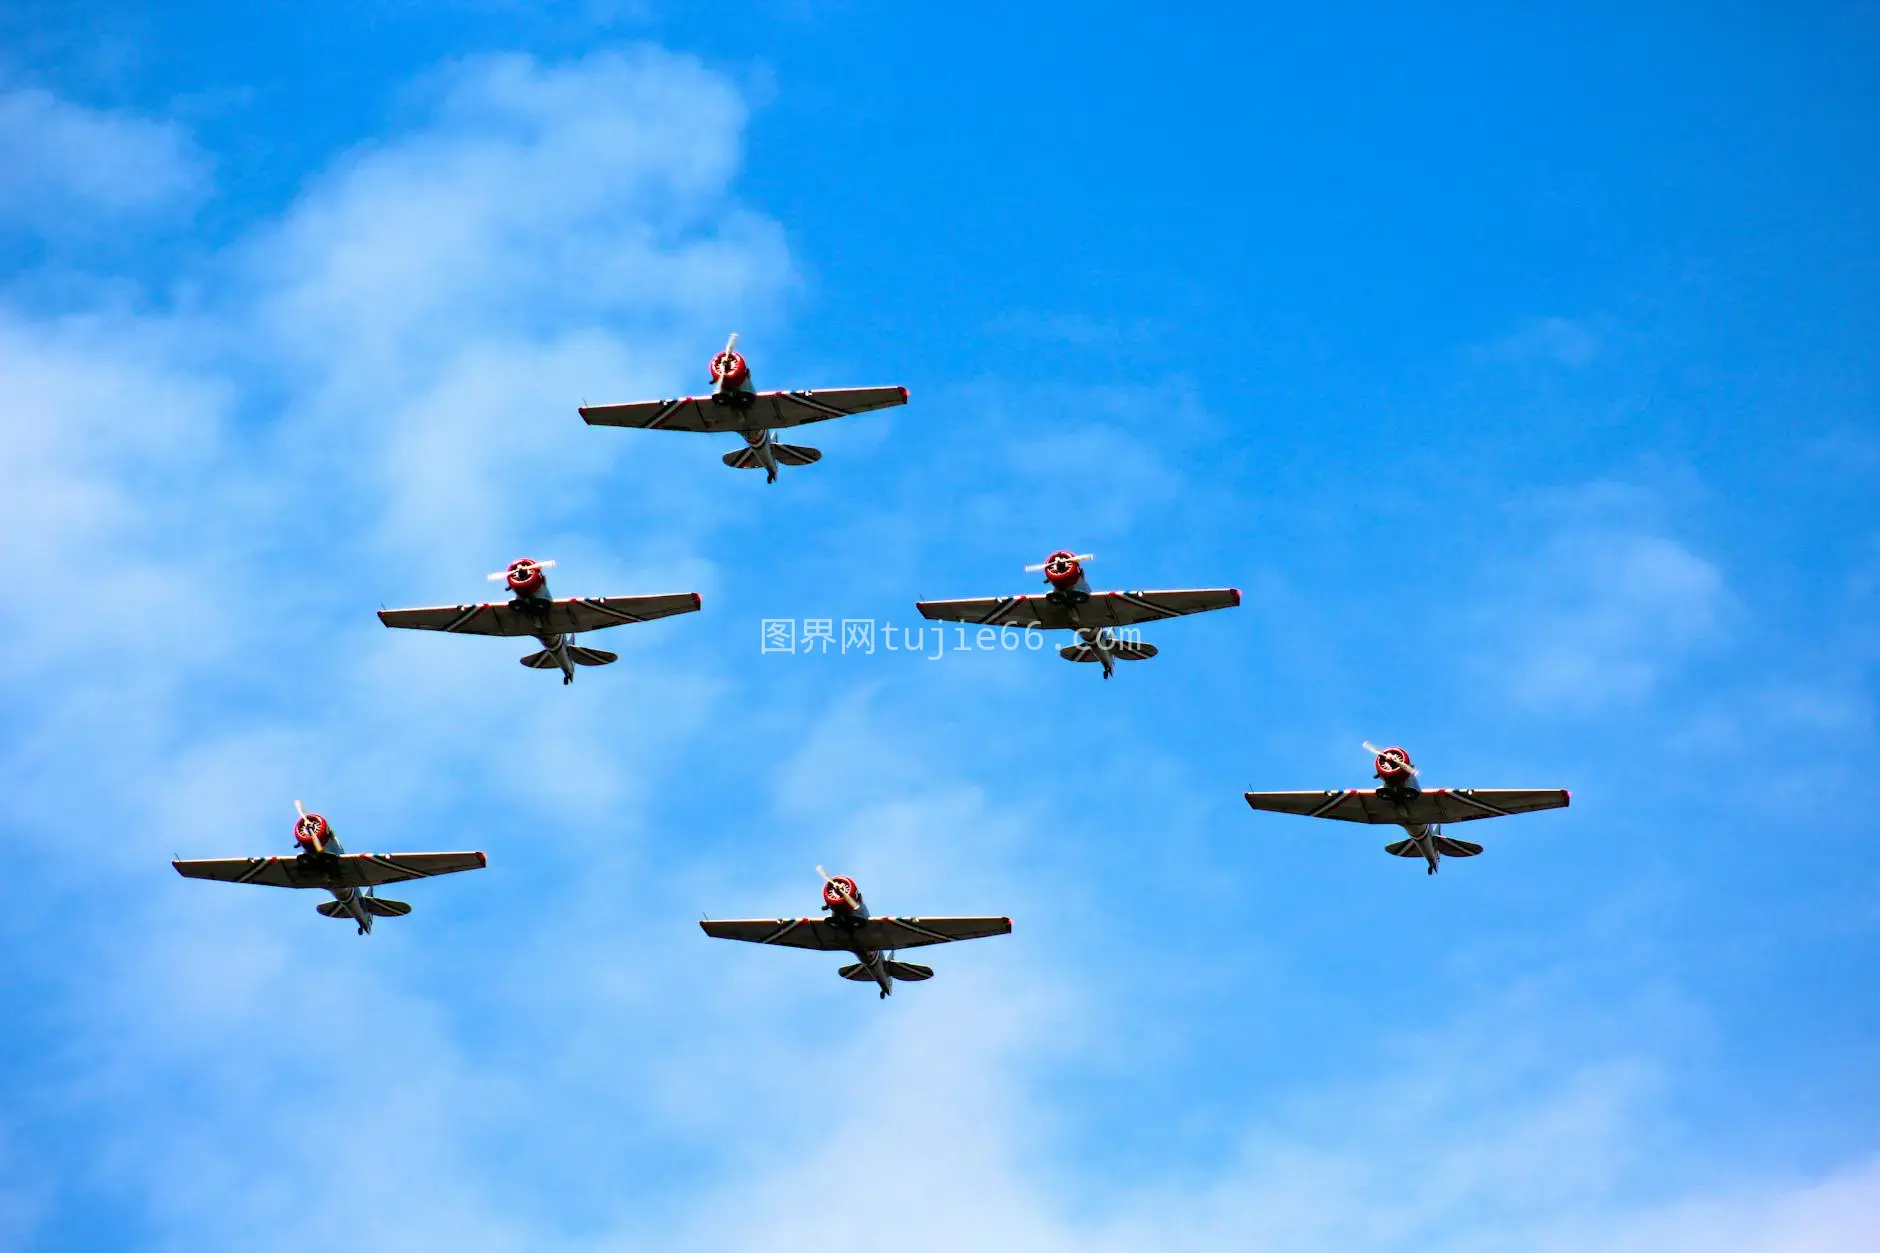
[915,550,1241,679]
[172,802,487,934]
[377,558,702,685]
[1243,743,1571,875]
[578,333,910,483]
[701,867,1011,999]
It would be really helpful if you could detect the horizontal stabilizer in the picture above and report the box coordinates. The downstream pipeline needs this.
[838,962,876,982]
[1384,837,1424,858]
[1059,639,1158,663]
[721,443,824,470]
[365,896,412,917]
[770,443,822,466]
[519,649,561,670]
[884,961,933,982]
[567,645,616,667]
[316,900,351,918]
[1433,835,1484,858]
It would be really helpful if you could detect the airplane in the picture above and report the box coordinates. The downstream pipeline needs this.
[377,557,701,685]
[700,868,1011,999]
[1243,743,1570,875]
[577,333,909,483]
[172,802,487,934]
[914,550,1241,679]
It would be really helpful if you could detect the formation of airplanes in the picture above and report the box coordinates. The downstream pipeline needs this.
[173,334,1572,989]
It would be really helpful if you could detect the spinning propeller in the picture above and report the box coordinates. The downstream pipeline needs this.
[816,865,859,910]
[293,799,327,850]
[487,559,556,583]
[1025,552,1094,573]
[1363,741,1419,777]
[711,332,747,383]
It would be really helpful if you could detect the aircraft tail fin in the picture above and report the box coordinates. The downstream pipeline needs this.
[567,645,616,667]
[1059,640,1159,663]
[1433,835,1484,858]
[519,649,562,670]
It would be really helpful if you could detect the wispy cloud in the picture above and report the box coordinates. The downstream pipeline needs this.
[0,87,209,229]
[1468,316,1602,368]
[1464,482,1731,713]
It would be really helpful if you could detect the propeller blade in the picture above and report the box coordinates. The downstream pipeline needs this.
[294,799,307,820]
[815,865,858,908]
[1362,741,1419,775]
[723,331,739,358]
[1024,553,1095,573]
[487,559,557,582]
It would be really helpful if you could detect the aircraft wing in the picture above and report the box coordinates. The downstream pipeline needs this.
[1243,788,1571,825]
[915,588,1240,630]
[915,595,1067,628]
[700,915,1012,951]
[377,593,701,637]
[172,851,488,889]
[580,387,907,434]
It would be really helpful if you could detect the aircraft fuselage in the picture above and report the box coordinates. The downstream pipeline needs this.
[1042,562,1123,678]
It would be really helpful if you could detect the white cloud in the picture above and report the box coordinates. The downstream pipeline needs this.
[1465,485,1731,713]
[0,51,1867,1253]
[0,87,209,228]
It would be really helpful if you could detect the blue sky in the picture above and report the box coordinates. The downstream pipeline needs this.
[0,3,1876,1249]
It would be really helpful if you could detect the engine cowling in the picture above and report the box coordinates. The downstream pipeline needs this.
[822,875,863,913]
[294,811,331,853]
[1373,745,1415,784]
[1041,550,1084,590]
[710,348,749,388]
[505,558,548,596]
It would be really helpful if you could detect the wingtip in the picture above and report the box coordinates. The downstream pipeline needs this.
[692,592,703,610]
[1563,789,1572,806]
[474,851,488,868]
[1229,588,1242,605]
[899,386,910,402]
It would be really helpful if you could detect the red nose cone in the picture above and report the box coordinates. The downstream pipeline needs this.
[506,559,546,595]
[1374,747,1414,780]
[710,349,749,386]
[1042,551,1083,589]
[822,876,860,910]
[295,813,329,850]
